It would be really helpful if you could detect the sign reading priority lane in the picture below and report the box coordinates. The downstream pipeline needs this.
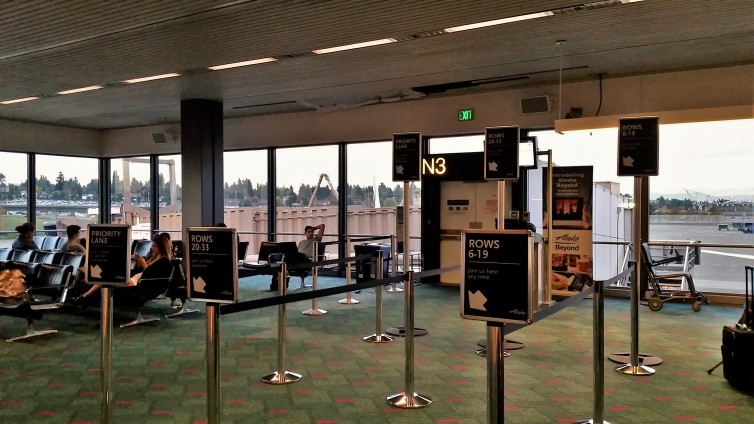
[186,227,238,304]
[85,223,131,286]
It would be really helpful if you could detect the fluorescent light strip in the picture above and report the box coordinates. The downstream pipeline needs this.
[313,38,397,54]
[58,85,104,95]
[208,57,277,70]
[123,73,181,84]
[444,11,553,33]
[0,96,39,105]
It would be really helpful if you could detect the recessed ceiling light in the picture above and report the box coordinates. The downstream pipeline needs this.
[208,57,277,70]
[313,38,397,54]
[0,96,39,105]
[123,73,181,84]
[444,11,554,33]
[57,85,104,95]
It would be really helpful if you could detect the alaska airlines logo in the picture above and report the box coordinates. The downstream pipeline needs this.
[555,233,580,243]
[555,233,581,252]
[508,309,526,315]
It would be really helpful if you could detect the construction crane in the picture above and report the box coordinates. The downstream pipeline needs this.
[308,173,339,207]
[683,189,719,204]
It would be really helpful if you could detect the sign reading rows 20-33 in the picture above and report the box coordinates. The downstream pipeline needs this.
[186,227,238,304]
[460,229,534,325]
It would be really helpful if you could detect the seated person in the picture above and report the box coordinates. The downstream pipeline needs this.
[60,224,86,254]
[12,222,39,250]
[270,224,324,291]
[74,234,173,304]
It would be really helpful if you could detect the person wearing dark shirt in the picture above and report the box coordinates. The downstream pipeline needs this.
[60,224,86,254]
[11,222,39,250]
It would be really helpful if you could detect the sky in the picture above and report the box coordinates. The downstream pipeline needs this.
[1,119,752,199]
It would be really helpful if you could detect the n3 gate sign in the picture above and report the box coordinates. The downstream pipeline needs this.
[461,229,533,325]
[186,227,238,304]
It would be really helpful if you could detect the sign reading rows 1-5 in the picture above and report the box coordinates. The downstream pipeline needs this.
[617,116,659,176]
[461,229,533,325]
[393,132,422,181]
[186,227,238,304]
[85,224,131,286]
[484,126,519,180]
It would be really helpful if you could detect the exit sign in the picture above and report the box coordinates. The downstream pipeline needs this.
[458,109,474,121]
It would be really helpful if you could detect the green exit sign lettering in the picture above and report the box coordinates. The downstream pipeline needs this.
[458,109,474,121]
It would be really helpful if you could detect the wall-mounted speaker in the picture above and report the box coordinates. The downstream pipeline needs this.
[152,133,168,144]
[520,95,550,114]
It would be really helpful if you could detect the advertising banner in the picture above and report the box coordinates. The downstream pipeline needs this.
[543,166,594,293]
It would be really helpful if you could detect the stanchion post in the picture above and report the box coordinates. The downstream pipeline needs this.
[262,263,302,384]
[386,271,431,408]
[364,250,392,343]
[304,241,327,315]
[577,280,612,424]
[613,175,660,374]
[387,233,403,293]
[206,303,221,424]
[100,286,113,424]
[339,239,360,304]
[487,323,505,424]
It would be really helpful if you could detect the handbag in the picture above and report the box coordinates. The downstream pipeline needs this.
[0,269,27,300]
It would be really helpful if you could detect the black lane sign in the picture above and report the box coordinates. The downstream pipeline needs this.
[484,126,520,180]
[617,116,659,176]
[85,224,131,286]
[393,132,422,181]
[186,227,238,304]
[461,229,533,325]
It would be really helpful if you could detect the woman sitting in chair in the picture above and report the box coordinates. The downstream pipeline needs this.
[128,233,173,285]
[75,234,173,304]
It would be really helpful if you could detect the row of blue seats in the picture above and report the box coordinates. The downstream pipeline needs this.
[0,248,85,269]
[32,235,68,251]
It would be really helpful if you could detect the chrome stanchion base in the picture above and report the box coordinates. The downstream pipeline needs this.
[608,352,663,366]
[302,308,327,316]
[386,326,428,337]
[338,297,360,304]
[386,392,432,408]
[363,333,393,343]
[474,347,510,357]
[477,338,525,351]
[614,363,655,375]
[576,420,612,423]
[261,371,302,384]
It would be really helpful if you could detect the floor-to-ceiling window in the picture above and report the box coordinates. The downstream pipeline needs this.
[110,157,151,240]
[224,150,267,258]
[532,119,754,294]
[34,154,99,239]
[0,152,28,247]
[275,145,338,256]
[157,154,182,241]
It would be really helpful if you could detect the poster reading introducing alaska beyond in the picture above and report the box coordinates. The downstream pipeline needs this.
[543,166,594,293]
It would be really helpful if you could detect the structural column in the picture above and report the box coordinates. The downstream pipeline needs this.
[181,99,224,228]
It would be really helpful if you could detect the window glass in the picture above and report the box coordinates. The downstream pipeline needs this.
[347,141,419,253]
[0,152,28,247]
[224,150,267,259]
[110,157,151,240]
[157,154,182,241]
[531,119,754,294]
[34,154,99,240]
[276,146,338,256]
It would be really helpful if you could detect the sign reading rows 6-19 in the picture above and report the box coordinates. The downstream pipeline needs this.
[617,116,659,176]
[393,132,422,182]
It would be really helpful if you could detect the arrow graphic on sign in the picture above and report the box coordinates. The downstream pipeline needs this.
[622,156,634,167]
[193,276,207,293]
[468,290,487,311]
[487,161,498,172]
[395,164,404,174]
[90,264,103,278]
